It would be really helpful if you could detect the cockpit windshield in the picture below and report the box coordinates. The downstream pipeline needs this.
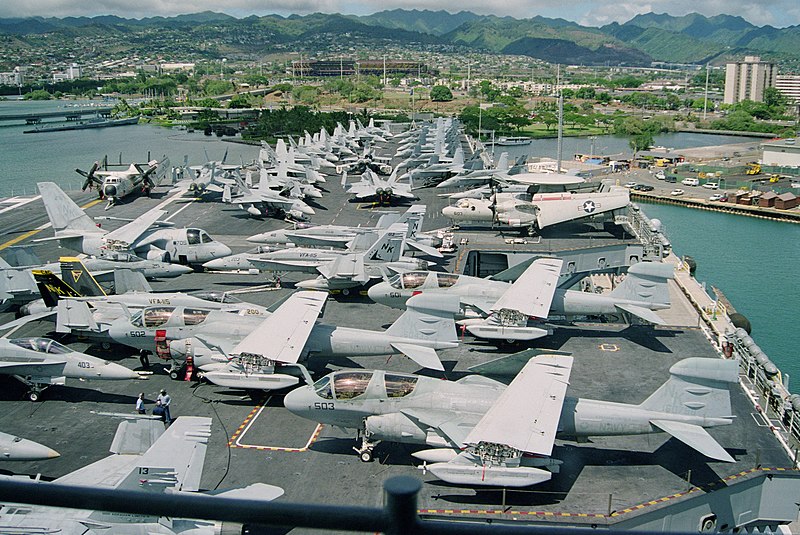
[333,371,373,400]
[10,337,72,354]
[200,231,214,244]
[187,229,201,245]
[400,272,427,289]
[143,307,174,328]
[437,273,458,288]
[189,291,242,304]
[183,308,210,325]
[130,310,143,328]
[384,373,418,398]
[313,376,333,399]
[387,274,402,290]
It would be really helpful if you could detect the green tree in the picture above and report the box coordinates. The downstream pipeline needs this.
[23,89,52,100]
[430,85,453,102]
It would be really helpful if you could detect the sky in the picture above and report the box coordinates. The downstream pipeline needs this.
[1,0,799,28]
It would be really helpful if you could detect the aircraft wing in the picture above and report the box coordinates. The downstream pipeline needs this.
[460,296,496,316]
[463,355,573,456]
[285,234,350,248]
[650,419,734,462]
[231,291,327,364]
[105,208,168,246]
[0,358,67,375]
[535,189,629,229]
[491,258,563,318]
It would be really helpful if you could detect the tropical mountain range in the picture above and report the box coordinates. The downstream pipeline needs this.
[1,9,798,66]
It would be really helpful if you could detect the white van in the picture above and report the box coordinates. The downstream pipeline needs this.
[682,177,699,186]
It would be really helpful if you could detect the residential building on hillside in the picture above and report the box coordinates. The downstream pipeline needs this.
[724,56,777,104]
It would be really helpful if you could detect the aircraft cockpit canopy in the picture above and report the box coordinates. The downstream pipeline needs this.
[312,371,418,400]
[436,273,458,288]
[183,308,211,325]
[455,199,475,209]
[187,229,216,245]
[397,272,428,289]
[131,307,176,328]
[10,337,72,354]
[189,291,243,304]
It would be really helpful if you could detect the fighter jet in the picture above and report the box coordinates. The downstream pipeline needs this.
[368,259,674,341]
[0,431,59,460]
[284,355,738,486]
[36,182,232,266]
[242,227,434,295]
[0,336,138,401]
[442,179,630,234]
[76,156,169,209]
[0,249,190,312]
[60,291,462,373]
[28,258,269,318]
[342,169,416,206]
[223,171,316,221]
[0,417,283,534]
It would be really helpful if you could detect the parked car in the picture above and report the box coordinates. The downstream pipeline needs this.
[709,193,725,202]
[703,182,719,189]
[634,184,655,191]
[681,178,699,186]
[624,182,638,188]
[670,189,685,196]
[655,170,666,180]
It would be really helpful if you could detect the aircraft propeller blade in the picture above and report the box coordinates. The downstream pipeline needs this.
[77,161,100,191]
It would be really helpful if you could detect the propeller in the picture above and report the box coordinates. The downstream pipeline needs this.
[76,161,101,191]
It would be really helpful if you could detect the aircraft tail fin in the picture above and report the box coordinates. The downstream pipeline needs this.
[364,232,403,263]
[452,147,464,167]
[639,357,738,419]
[32,269,83,308]
[495,152,509,171]
[113,269,152,294]
[37,182,99,235]
[114,416,211,493]
[59,257,107,297]
[609,262,673,308]
[2,245,41,267]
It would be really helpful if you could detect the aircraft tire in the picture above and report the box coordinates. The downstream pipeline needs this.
[29,392,39,402]
[359,450,373,463]
[169,370,179,380]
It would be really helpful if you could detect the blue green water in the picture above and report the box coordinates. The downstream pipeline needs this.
[641,203,800,392]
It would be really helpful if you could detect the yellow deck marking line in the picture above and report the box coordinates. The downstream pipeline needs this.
[228,402,323,452]
[0,198,103,251]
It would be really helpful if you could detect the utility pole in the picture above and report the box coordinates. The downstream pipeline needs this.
[383,55,387,86]
[703,63,710,121]
[557,91,564,173]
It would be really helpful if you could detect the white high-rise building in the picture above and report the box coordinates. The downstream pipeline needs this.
[723,56,777,104]
[775,75,800,105]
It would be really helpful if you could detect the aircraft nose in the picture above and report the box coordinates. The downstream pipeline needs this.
[5,437,60,461]
[101,361,140,380]
[212,243,232,259]
[442,206,457,218]
[166,264,194,277]
[246,232,271,243]
[283,386,314,415]
[202,257,227,270]
[367,283,388,304]
[104,185,117,198]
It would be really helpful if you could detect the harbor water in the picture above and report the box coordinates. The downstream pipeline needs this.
[0,99,795,392]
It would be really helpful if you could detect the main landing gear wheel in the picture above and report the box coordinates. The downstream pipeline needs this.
[169,370,179,380]
[359,450,373,463]
[28,391,39,402]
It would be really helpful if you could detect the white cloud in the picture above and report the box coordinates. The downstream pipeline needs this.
[0,0,797,27]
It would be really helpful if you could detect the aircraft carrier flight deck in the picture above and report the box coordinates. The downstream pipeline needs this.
[0,135,796,533]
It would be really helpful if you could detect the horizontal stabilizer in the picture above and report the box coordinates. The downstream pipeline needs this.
[56,300,99,333]
[650,419,734,462]
[428,452,553,487]
[390,342,444,371]
[615,303,666,325]
[204,482,284,501]
[406,240,443,258]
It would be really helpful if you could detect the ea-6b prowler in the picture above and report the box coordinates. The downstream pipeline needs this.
[284,355,738,486]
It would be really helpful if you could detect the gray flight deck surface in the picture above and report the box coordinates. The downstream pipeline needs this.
[0,154,792,529]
